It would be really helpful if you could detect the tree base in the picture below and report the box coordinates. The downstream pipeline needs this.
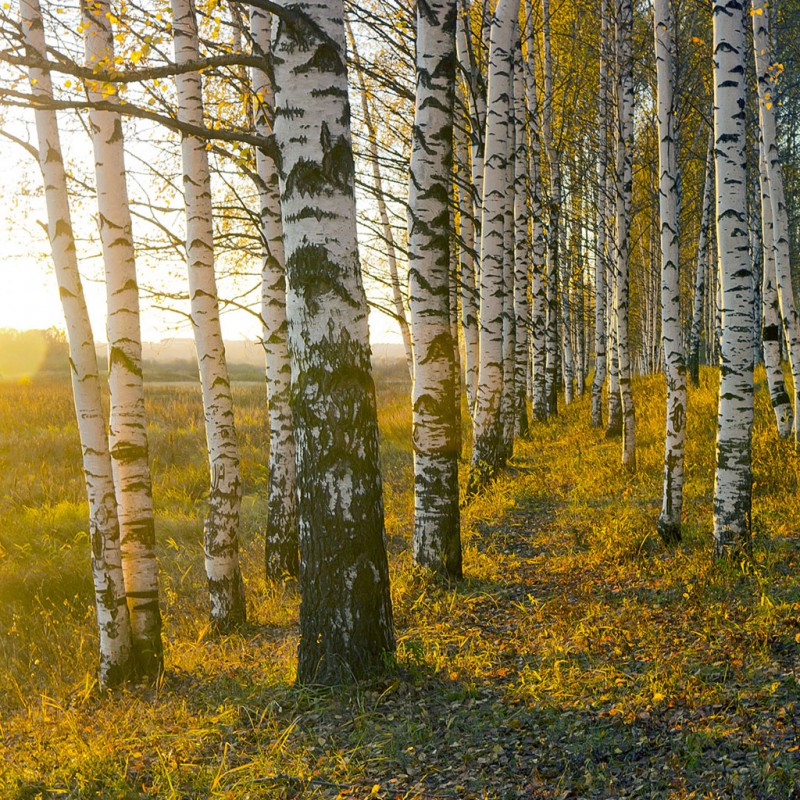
[656,515,681,546]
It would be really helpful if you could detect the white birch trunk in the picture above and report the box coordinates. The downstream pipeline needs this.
[456,1,484,412]
[712,0,754,555]
[467,0,519,494]
[455,72,480,414]
[542,0,560,416]
[408,0,462,577]
[171,0,246,628]
[81,0,162,676]
[654,0,686,543]
[688,135,714,386]
[251,6,299,579]
[752,0,800,449]
[591,0,609,426]
[501,125,517,461]
[271,0,395,684]
[512,44,530,440]
[615,0,636,470]
[758,146,793,437]
[523,7,547,423]
[21,0,133,686]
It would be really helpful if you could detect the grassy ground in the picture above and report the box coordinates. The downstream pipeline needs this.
[0,368,799,799]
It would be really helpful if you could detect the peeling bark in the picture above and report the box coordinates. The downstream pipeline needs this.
[272,0,395,683]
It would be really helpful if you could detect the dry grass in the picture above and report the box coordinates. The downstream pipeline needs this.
[0,367,799,799]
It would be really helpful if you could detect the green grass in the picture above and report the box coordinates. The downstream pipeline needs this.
[0,368,799,798]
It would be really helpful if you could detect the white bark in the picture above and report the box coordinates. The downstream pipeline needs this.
[523,6,547,423]
[512,43,529,440]
[712,0,754,554]
[171,0,246,628]
[251,6,299,579]
[758,146,793,437]
[467,0,519,495]
[654,0,685,543]
[455,1,483,412]
[614,0,636,469]
[82,0,162,677]
[271,0,395,684]
[408,0,462,577]
[542,0,560,416]
[752,0,800,449]
[455,73,480,413]
[501,115,517,460]
[591,0,610,427]
[21,0,133,686]
[688,135,714,386]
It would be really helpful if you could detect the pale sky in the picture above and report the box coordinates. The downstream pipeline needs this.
[0,124,403,346]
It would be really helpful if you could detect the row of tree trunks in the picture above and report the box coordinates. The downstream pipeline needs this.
[467,0,519,495]
[22,0,135,686]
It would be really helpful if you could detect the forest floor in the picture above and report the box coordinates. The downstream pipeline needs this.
[1,367,800,799]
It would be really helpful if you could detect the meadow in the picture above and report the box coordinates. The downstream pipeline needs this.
[0,366,799,798]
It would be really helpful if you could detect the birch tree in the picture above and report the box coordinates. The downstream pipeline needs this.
[654,0,685,543]
[467,0,519,494]
[455,0,485,412]
[523,5,547,424]
[758,146,793,437]
[752,0,800,449]
[712,0,754,555]
[542,0,560,416]
[408,0,462,577]
[22,0,133,686]
[80,0,163,676]
[512,46,530,440]
[250,6,299,579]
[688,135,714,387]
[171,0,246,629]
[271,0,395,683]
[614,0,636,469]
[591,0,610,428]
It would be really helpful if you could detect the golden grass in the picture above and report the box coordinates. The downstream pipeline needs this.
[0,368,799,798]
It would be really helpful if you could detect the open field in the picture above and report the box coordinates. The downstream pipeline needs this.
[1,368,799,798]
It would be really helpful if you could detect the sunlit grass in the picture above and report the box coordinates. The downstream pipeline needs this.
[1,366,799,798]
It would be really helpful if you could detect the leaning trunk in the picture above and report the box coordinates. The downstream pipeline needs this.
[22,0,133,686]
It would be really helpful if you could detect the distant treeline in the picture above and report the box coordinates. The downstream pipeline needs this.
[0,328,70,378]
[0,329,410,386]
